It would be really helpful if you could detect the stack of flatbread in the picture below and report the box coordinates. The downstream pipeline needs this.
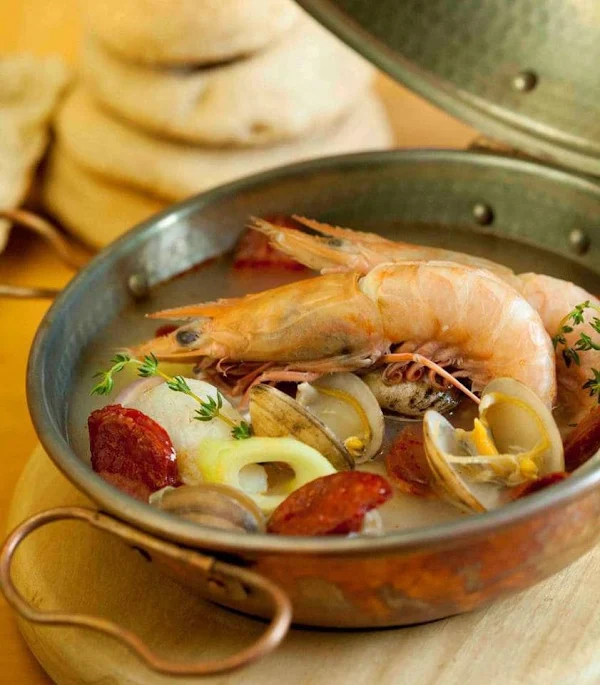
[43,0,393,248]
[0,55,70,252]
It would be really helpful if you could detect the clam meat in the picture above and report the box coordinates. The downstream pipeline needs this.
[296,373,384,462]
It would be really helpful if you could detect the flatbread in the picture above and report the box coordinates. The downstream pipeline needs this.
[0,54,70,251]
[82,0,300,66]
[55,87,394,202]
[42,146,167,249]
[81,16,373,146]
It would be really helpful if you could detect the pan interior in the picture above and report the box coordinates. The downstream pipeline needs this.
[32,151,600,550]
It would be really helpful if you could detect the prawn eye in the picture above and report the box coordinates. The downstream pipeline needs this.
[176,328,200,346]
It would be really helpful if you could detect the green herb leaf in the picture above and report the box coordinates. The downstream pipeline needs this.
[138,353,160,377]
[554,301,600,394]
[575,333,600,352]
[167,375,193,395]
[570,301,591,326]
[91,352,132,395]
[194,393,220,421]
[92,353,253,435]
[232,421,252,440]
[582,368,600,402]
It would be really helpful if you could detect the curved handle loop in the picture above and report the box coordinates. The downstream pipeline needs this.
[0,209,92,299]
[0,506,292,676]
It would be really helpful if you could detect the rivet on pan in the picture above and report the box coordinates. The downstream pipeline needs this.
[569,228,591,255]
[207,579,226,595]
[472,202,494,226]
[131,546,152,563]
[512,70,538,93]
[208,576,249,601]
[128,272,149,299]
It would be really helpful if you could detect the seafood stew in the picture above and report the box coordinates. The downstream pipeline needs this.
[77,216,600,537]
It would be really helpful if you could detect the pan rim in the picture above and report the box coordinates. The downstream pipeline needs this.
[27,148,600,556]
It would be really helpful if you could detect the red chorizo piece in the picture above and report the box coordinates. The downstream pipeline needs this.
[384,426,436,498]
[267,472,392,536]
[563,406,600,472]
[88,404,179,501]
[509,472,569,501]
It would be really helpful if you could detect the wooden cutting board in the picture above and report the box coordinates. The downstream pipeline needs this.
[6,445,600,685]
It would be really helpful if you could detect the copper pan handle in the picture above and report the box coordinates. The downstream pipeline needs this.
[0,506,292,676]
[0,209,91,299]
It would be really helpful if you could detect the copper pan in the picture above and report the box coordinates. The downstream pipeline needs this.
[3,150,600,675]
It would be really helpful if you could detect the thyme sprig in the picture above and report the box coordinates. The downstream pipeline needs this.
[552,301,600,402]
[92,352,251,439]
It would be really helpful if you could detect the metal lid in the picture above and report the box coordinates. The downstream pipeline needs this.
[298,0,600,177]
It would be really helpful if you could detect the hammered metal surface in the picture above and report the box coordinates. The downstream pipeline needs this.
[298,0,600,176]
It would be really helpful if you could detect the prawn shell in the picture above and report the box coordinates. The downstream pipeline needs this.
[249,384,354,471]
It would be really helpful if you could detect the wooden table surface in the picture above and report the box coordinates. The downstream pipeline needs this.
[0,1,477,682]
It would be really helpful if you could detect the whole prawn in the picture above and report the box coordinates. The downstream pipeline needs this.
[251,216,598,426]
[135,261,556,408]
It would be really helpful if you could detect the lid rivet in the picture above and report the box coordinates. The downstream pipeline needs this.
[512,70,538,93]
[472,202,494,226]
[128,272,149,298]
[569,228,591,255]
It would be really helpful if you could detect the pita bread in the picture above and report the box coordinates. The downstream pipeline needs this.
[82,0,299,66]
[81,17,373,146]
[55,87,393,202]
[0,55,70,251]
[42,146,167,249]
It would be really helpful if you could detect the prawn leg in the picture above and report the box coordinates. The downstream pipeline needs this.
[382,353,480,405]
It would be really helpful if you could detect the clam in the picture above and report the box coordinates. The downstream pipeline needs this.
[296,373,384,463]
[361,371,460,420]
[423,378,565,513]
[249,384,354,470]
[149,483,265,533]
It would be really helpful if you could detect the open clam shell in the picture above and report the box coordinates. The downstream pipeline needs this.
[423,377,565,513]
[249,384,354,470]
[296,373,384,462]
[149,483,265,533]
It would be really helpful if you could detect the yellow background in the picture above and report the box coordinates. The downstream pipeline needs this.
[0,2,473,681]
